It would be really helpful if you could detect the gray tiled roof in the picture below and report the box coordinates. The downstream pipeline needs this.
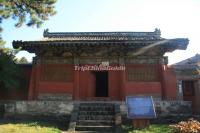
[12,29,189,55]
[172,54,200,77]
[42,28,162,41]
[173,54,200,65]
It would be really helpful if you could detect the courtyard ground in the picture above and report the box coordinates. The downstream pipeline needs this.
[0,115,200,133]
[0,120,173,133]
[121,124,173,133]
[0,122,61,133]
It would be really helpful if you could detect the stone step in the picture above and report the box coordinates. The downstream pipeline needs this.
[78,111,114,115]
[78,115,114,121]
[74,102,116,132]
[77,120,114,126]
[75,125,114,131]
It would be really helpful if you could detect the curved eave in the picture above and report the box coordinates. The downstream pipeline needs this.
[12,39,162,50]
[169,38,189,50]
[12,38,189,53]
[162,38,189,53]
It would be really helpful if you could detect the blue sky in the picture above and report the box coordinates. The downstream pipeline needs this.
[2,0,200,64]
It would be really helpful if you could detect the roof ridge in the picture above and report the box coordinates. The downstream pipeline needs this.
[43,28,161,38]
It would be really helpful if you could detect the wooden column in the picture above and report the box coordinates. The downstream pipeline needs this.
[74,57,80,100]
[28,57,41,100]
[158,57,168,100]
[28,64,36,100]
[119,57,126,100]
[34,58,41,100]
[159,64,166,100]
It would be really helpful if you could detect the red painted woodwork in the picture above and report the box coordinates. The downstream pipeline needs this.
[120,69,126,100]
[28,65,36,100]
[109,71,121,100]
[125,82,162,97]
[161,65,177,100]
[28,64,74,100]
[73,69,80,100]
[38,82,73,93]
[27,63,178,100]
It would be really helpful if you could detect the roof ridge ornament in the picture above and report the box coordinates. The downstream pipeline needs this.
[43,29,49,37]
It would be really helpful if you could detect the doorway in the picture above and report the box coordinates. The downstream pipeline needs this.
[95,71,108,97]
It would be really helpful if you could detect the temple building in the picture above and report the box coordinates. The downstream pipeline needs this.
[12,29,189,101]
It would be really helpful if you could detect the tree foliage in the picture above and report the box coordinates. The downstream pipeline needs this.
[16,56,29,64]
[0,0,57,29]
[0,0,57,91]
[0,51,24,90]
[0,0,57,45]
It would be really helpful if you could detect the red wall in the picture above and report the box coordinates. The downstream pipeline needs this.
[125,82,161,96]
[26,63,178,101]
[161,65,177,100]
[28,64,74,99]
[38,82,73,94]
[109,71,121,100]
[0,63,178,101]
[79,71,91,99]
[123,64,162,99]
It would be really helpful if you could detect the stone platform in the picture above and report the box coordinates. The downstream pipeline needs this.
[2,100,192,118]
[0,100,192,132]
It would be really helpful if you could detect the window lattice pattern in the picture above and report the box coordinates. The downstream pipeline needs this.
[42,66,73,82]
[182,80,195,96]
[127,67,158,81]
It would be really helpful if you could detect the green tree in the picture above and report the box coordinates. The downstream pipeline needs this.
[0,0,56,28]
[0,51,23,90]
[0,0,57,90]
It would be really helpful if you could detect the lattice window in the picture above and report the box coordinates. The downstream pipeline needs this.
[182,80,195,96]
[127,67,158,81]
[41,65,73,82]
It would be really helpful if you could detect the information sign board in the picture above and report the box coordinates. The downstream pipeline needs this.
[126,96,156,119]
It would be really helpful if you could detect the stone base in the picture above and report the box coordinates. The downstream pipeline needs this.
[120,100,192,116]
[4,101,74,117]
[3,100,192,121]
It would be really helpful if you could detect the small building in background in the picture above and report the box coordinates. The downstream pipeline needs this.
[173,54,200,113]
